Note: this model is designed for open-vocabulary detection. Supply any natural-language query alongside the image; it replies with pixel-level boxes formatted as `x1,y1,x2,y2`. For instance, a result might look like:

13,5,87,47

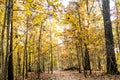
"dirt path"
26,70,120,80
42,71,120,80
40,71,120,80
41,71,81,80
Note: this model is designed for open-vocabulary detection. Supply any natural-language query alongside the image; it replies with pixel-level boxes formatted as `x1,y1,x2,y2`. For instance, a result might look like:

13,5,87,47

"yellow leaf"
24,3,30,10
36,6,43,11
26,10,31,16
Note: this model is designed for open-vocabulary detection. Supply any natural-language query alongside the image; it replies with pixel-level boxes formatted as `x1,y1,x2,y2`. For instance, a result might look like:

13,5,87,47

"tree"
4,0,14,80
22,16,29,79
1,0,7,79
37,20,42,79
8,0,14,79
102,0,118,74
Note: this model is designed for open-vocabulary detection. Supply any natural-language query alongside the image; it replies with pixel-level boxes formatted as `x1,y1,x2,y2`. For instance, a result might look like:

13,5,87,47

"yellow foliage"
24,3,30,10
36,5,43,11
26,10,31,16
27,0,33,3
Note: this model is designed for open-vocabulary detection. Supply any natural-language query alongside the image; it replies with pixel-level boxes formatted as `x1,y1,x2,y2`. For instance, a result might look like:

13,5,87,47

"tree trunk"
48,51,50,74
17,50,21,76
75,43,81,73
25,16,29,77
50,26,53,74
84,43,91,73
77,4,86,77
4,0,14,80
8,0,14,79
42,54,45,72
102,0,118,74
22,16,29,79
37,21,43,79
0,0,8,79
28,52,31,72
98,56,101,70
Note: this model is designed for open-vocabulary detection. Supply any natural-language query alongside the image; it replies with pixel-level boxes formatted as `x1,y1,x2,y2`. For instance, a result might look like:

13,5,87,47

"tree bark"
84,43,91,72
76,3,86,76
4,0,14,80
42,54,45,72
28,52,31,72
102,0,118,74
22,16,29,80
8,0,14,79
75,43,81,73
25,16,29,77
37,21,43,79
98,56,101,70
17,50,21,76
1,0,7,79
50,25,53,74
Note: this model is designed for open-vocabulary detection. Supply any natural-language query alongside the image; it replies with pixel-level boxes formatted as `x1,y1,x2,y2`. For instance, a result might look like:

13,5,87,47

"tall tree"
37,21,43,79
22,16,29,80
8,0,14,79
102,0,118,74
4,0,14,80
50,23,53,74
1,0,7,79
75,43,81,73
23,16,29,79
25,16,29,77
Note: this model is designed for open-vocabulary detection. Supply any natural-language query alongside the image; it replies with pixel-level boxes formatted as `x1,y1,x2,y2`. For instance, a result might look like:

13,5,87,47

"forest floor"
17,70,120,80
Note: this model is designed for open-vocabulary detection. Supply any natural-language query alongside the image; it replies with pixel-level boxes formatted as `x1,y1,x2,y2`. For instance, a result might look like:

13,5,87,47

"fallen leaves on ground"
16,70,120,80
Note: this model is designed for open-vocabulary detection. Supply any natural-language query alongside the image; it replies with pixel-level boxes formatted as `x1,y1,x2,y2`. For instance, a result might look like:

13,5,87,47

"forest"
0,0,120,80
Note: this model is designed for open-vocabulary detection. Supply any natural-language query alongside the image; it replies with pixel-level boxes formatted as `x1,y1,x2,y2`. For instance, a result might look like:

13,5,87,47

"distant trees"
0,0,120,79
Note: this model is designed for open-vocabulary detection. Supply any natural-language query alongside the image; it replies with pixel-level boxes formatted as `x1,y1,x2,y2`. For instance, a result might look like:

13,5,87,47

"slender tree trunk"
48,51,50,74
98,56,101,70
102,0,118,74
4,0,10,79
17,50,21,76
8,0,14,79
85,0,92,74
28,34,33,72
22,52,25,80
4,0,14,80
37,22,43,79
56,47,60,70
22,16,29,79
28,52,31,72
77,4,86,77
1,0,8,79
50,26,53,74
84,43,91,73
75,43,81,73
25,16,29,77
32,35,35,72
42,54,45,72
22,49,25,80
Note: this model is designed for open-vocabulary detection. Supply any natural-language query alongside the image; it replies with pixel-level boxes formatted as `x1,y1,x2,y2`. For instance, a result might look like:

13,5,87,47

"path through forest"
41,71,80,80
25,70,120,80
